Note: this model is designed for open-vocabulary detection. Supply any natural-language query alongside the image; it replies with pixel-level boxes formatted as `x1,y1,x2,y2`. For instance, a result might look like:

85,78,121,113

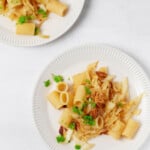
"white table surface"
0,0,150,150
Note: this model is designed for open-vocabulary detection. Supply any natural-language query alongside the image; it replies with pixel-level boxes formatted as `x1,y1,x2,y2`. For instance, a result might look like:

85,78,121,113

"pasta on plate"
46,61,143,150
0,0,68,36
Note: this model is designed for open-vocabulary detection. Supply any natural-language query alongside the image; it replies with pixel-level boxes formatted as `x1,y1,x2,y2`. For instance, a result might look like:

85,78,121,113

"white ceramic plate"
0,0,85,46
33,44,150,150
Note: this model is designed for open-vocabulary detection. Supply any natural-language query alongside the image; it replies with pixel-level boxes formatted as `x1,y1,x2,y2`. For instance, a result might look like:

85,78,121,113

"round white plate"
33,44,150,150
0,0,85,47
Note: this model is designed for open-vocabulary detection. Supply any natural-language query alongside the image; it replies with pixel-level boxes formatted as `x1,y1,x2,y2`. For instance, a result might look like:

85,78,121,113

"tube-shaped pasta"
60,92,69,105
16,23,35,35
46,0,68,16
59,108,72,128
95,116,104,129
108,120,125,139
74,85,86,107
56,82,68,92
122,119,140,139
72,72,86,89
47,90,63,109
67,92,74,108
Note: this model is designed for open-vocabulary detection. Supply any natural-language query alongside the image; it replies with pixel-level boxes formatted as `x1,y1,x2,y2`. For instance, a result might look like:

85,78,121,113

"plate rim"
0,0,85,47
32,44,150,150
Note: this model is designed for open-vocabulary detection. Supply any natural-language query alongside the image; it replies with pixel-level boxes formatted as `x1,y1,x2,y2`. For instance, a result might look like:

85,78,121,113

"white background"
0,0,150,149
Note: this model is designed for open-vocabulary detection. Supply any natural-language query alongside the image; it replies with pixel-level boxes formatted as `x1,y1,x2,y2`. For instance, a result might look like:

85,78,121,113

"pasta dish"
45,61,143,150
0,0,68,37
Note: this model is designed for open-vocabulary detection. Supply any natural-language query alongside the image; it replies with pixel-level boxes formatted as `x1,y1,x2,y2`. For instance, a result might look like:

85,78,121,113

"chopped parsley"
56,135,65,143
75,144,81,150
18,15,32,24
81,102,88,110
52,74,64,83
44,80,51,87
38,8,47,17
69,122,75,130
83,115,95,126
90,101,96,108
85,79,91,84
85,86,91,95
72,106,83,115
117,102,123,107
34,27,40,35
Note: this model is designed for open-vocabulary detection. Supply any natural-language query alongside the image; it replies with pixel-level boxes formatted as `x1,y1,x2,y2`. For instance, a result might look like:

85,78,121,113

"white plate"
33,44,150,150
0,0,85,46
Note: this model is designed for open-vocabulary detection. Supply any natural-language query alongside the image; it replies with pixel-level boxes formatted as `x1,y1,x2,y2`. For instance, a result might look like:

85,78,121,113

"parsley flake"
72,106,83,115
75,144,81,150
69,122,75,130
38,8,47,17
56,135,65,143
52,74,64,83
83,115,95,126
44,80,51,87
85,86,91,95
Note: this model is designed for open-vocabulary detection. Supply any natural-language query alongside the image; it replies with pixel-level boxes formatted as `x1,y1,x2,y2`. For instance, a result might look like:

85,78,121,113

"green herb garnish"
72,106,83,115
85,86,91,95
85,79,91,84
34,27,40,35
83,115,95,126
69,122,75,130
90,101,96,108
44,80,51,87
75,144,81,150
38,8,47,17
56,135,65,143
52,74,64,83
117,102,123,107
18,15,32,24
81,102,88,110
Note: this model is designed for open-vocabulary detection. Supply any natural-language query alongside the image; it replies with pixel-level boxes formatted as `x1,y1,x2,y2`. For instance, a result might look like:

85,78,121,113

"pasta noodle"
60,92,69,105
59,108,72,128
47,61,143,149
46,0,68,16
47,90,63,109
72,72,86,89
122,119,140,139
108,120,125,139
73,85,86,107
16,23,35,35
0,0,68,36
56,82,68,92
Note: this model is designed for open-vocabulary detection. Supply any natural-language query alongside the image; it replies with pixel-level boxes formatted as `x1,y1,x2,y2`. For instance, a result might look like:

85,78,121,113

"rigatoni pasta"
46,0,68,16
46,61,143,150
16,23,36,35
56,82,68,92
122,119,140,139
47,90,62,109
73,85,86,107
60,92,69,105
